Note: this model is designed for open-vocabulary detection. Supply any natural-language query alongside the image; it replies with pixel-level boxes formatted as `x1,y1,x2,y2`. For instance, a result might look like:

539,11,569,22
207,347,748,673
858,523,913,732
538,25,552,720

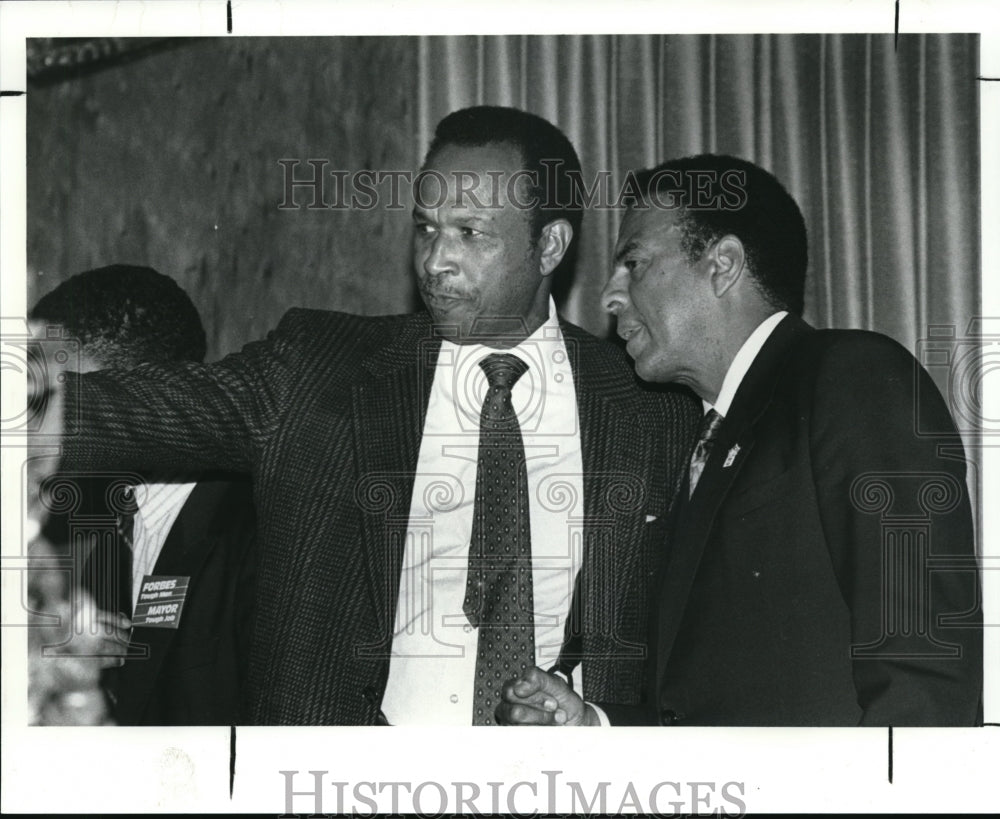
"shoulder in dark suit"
114,476,257,725
38,472,257,725
606,314,982,726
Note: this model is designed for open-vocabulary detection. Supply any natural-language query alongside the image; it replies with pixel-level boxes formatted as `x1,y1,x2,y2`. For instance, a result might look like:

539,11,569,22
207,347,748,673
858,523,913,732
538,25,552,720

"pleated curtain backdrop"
416,34,980,362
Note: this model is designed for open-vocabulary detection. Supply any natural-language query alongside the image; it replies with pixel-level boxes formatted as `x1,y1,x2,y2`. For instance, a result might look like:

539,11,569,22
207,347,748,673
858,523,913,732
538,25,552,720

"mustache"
419,279,477,300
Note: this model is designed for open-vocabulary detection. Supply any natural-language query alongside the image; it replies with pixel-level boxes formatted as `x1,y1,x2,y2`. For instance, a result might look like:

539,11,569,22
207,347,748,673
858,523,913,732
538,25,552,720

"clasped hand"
495,666,600,726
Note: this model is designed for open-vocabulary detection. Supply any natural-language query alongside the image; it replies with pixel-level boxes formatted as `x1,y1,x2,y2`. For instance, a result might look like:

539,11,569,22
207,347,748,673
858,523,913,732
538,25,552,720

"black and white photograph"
1,0,997,813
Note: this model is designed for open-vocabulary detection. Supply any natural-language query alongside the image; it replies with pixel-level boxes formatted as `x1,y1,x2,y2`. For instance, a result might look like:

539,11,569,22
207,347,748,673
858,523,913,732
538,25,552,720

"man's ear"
708,234,746,297
538,220,573,277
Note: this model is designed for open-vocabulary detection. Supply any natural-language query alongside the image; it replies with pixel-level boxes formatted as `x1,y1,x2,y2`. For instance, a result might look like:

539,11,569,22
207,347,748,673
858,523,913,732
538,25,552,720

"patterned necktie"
84,484,136,617
112,486,137,617
688,409,724,498
463,352,534,725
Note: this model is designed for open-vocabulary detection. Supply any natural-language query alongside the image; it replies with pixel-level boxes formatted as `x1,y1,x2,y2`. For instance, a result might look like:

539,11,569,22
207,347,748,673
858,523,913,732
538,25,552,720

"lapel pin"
723,444,741,468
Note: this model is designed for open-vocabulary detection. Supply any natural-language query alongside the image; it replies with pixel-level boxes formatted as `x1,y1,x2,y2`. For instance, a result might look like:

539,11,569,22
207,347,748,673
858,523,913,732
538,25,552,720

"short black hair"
632,154,808,315
30,264,207,366
423,105,584,241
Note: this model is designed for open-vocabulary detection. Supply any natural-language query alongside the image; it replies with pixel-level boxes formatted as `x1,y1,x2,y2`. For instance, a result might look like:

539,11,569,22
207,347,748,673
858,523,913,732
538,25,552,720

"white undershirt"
381,298,585,724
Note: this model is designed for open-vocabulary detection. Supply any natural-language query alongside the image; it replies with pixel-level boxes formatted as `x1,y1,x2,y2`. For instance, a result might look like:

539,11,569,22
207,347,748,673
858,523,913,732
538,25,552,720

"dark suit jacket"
115,478,257,725
64,309,699,724
41,474,257,725
604,315,982,726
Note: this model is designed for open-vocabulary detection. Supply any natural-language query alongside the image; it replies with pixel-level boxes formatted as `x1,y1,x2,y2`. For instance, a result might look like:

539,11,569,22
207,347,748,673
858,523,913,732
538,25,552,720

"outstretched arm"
56,308,317,476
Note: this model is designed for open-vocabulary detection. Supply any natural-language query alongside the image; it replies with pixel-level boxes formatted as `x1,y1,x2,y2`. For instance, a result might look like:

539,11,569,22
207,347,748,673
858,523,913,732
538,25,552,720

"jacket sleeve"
595,702,655,726
59,308,317,476
808,332,982,726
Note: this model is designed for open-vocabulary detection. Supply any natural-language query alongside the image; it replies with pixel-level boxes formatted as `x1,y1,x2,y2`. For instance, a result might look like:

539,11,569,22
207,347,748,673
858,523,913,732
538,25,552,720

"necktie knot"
108,481,138,517
479,353,529,430
480,352,528,391
697,408,724,445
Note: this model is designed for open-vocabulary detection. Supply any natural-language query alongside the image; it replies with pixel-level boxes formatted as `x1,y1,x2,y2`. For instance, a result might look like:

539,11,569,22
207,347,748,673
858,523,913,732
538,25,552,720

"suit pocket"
643,504,668,524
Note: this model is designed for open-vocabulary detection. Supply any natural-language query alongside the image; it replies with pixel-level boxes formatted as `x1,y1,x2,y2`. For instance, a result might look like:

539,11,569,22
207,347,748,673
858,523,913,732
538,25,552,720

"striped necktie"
689,409,724,497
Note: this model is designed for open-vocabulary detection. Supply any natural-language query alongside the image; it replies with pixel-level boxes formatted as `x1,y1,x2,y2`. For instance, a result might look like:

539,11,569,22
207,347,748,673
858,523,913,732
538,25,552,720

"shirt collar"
443,296,562,374
706,310,788,417
132,480,198,528
439,297,568,427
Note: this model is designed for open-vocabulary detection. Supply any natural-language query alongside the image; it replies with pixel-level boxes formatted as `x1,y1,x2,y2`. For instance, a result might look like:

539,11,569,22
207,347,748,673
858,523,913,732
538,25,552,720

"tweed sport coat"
603,315,983,726
63,309,699,723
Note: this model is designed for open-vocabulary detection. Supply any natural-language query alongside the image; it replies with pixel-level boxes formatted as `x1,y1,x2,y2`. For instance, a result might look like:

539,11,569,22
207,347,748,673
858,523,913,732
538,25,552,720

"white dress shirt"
706,311,788,417
381,298,585,724
129,481,197,611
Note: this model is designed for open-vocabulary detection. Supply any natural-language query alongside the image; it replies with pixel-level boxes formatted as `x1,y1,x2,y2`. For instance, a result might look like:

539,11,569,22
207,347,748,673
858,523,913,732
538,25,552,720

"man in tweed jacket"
60,107,699,724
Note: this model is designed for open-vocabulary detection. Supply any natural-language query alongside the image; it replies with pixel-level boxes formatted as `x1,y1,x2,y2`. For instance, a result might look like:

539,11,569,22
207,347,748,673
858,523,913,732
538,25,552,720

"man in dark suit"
32,264,257,725
498,154,982,726
57,108,699,724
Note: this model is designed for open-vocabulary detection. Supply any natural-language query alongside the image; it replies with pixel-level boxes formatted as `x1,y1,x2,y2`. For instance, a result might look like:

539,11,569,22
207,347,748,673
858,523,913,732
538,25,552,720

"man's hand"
75,600,132,669
28,591,131,725
495,666,599,726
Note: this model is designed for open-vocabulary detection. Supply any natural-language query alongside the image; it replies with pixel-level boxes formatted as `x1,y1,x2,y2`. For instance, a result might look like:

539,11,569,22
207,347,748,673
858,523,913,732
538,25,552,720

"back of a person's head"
634,154,808,316
30,264,207,368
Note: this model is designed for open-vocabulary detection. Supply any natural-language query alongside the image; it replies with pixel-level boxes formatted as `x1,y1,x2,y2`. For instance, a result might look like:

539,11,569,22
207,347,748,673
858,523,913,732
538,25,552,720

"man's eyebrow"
454,213,492,225
614,240,641,264
412,208,494,225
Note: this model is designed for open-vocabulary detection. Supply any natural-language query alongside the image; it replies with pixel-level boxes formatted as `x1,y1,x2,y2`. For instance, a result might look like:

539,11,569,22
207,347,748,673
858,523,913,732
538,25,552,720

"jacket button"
362,685,379,705
659,709,681,725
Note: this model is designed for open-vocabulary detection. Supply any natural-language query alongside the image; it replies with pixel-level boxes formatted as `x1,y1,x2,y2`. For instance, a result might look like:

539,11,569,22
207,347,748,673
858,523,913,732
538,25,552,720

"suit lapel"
351,314,441,638
560,321,659,691
654,315,813,682
348,314,662,693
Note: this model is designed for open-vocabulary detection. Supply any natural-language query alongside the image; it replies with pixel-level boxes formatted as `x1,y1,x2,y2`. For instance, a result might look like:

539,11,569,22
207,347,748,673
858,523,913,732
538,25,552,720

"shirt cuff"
586,702,610,726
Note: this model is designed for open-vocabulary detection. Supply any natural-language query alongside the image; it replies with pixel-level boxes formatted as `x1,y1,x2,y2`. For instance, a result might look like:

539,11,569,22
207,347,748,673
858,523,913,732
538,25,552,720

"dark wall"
28,37,420,360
